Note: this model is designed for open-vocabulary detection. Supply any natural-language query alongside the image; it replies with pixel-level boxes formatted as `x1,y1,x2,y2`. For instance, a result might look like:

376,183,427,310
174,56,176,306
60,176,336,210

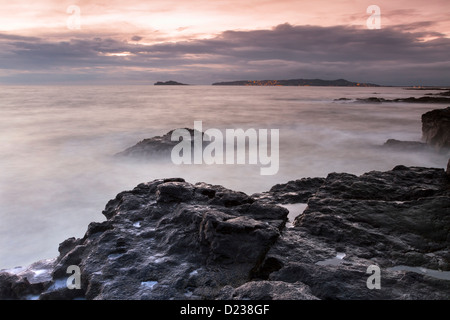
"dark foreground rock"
257,166,450,300
1,178,287,300
1,166,449,300
252,177,325,204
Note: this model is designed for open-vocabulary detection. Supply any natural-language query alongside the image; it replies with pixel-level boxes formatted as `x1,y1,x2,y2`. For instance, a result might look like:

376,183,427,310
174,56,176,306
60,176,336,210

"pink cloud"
0,0,448,40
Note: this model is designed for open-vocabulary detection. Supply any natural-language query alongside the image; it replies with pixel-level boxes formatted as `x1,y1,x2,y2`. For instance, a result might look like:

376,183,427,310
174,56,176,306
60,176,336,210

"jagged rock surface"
252,178,325,204
258,166,450,300
2,178,287,300
1,166,449,300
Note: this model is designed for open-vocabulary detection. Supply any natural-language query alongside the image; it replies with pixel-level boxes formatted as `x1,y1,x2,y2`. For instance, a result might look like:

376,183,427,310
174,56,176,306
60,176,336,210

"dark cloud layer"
0,24,449,85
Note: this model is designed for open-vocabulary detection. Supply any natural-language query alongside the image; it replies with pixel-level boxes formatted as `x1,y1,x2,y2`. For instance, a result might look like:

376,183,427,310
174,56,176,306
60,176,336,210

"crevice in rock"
250,257,284,280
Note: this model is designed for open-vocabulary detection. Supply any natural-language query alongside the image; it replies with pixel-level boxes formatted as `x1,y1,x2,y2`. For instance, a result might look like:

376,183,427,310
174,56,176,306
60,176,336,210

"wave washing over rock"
1,165,449,300
382,106,450,153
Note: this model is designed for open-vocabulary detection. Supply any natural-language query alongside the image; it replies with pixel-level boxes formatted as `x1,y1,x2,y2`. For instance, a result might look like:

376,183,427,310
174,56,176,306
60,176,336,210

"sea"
0,85,448,269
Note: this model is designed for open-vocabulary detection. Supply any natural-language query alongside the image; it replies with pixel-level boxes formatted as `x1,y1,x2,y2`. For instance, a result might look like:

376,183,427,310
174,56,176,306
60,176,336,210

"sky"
0,0,449,85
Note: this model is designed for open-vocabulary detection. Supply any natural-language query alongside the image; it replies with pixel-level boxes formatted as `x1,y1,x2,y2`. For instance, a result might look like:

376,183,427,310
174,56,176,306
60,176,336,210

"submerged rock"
383,139,430,151
356,97,386,103
395,96,450,103
354,96,450,103
438,90,450,97
425,90,450,97
116,128,208,160
1,166,449,300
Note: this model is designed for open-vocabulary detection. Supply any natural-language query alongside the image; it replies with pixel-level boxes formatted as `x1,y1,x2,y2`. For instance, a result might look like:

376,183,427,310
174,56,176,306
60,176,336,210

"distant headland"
212,78,380,87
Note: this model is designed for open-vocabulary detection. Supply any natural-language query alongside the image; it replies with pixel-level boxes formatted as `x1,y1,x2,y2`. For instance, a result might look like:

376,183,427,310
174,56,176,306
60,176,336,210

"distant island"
154,80,188,85
212,78,380,87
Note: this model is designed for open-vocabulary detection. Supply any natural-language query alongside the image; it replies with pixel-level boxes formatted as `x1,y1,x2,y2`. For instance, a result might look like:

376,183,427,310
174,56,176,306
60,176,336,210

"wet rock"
383,139,430,151
425,90,450,97
115,128,208,160
218,281,318,300
395,96,450,103
334,98,352,101
438,90,450,97
0,178,287,300
258,166,450,299
1,166,449,300
313,166,449,201
0,259,55,300
356,97,386,103
355,97,450,104
252,177,325,204
156,181,194,203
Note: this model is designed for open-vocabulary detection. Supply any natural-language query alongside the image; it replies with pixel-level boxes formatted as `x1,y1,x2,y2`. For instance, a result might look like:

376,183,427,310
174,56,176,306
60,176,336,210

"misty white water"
0,85,447,269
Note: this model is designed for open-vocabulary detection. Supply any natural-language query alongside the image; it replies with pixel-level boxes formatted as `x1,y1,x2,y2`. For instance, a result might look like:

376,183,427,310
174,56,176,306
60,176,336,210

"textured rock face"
422,107,450,149
259,166,450,300
9,178,287,300
0,259,55,300
218,281,318,300
252,177,325,204
1,166,449,300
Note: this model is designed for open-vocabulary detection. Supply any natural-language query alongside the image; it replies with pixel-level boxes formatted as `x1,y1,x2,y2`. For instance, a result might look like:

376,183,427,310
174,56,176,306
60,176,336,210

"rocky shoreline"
1,165,449,300
335,91,450,104
1,107,449,300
